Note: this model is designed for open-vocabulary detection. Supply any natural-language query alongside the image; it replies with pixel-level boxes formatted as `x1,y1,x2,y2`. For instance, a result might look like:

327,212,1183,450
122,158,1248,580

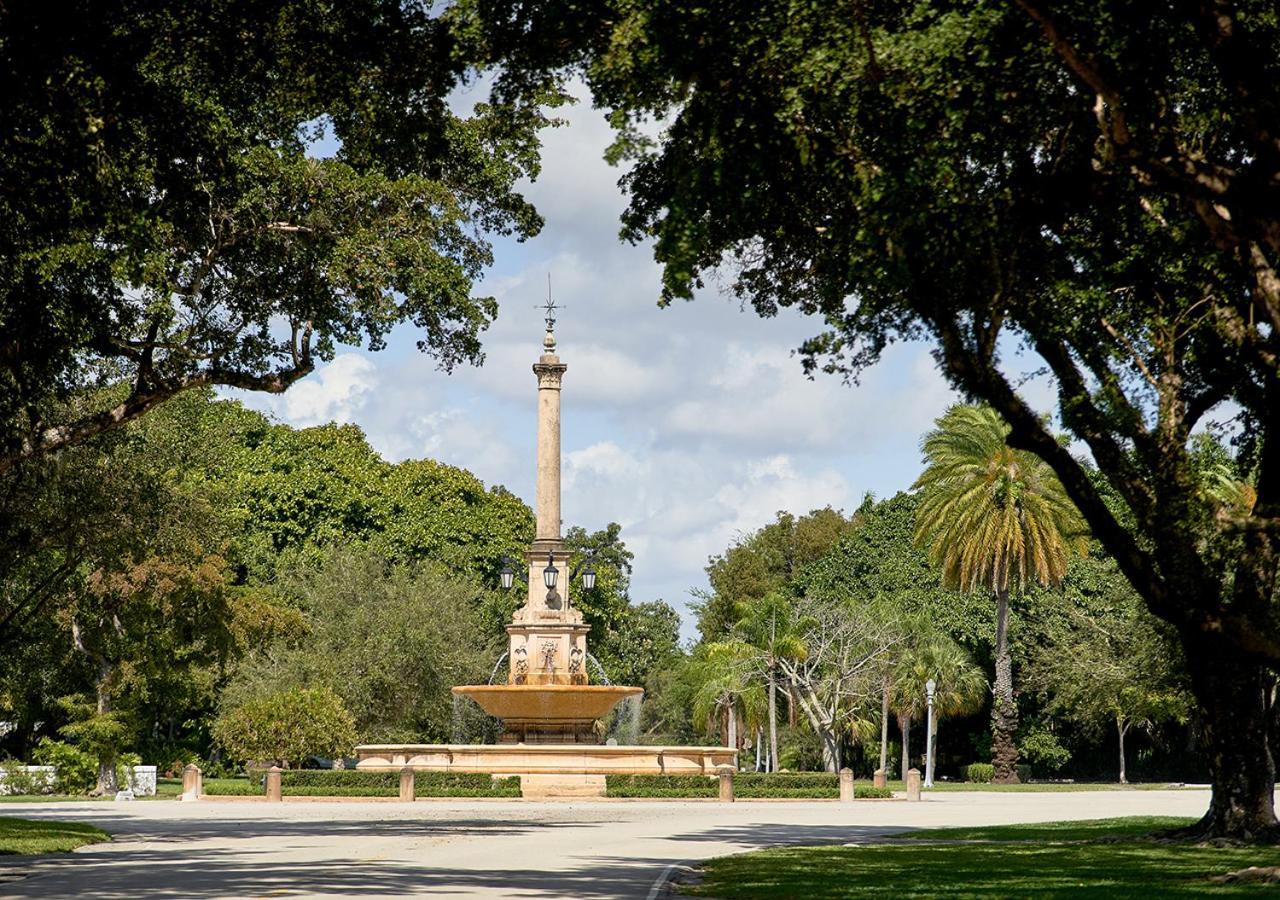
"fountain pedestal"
355,309,737,796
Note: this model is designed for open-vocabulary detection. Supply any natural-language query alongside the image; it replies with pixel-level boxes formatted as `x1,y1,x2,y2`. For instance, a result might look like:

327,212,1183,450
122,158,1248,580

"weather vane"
539,273,562,332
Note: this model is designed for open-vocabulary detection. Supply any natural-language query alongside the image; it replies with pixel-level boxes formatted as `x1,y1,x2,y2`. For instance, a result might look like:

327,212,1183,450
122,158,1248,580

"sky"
230,87,993,641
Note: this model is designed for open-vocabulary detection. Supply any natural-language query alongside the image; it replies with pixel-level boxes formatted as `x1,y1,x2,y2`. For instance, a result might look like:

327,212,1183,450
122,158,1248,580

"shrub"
213,686,356,768
965,763,995,783
1017,764,1033,783
31,739,97,793
855,785,893,799
1019,727,1070,774
202,777,262,796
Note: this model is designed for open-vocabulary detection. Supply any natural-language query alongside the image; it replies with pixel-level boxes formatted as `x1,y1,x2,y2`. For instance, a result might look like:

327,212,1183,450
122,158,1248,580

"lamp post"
924,678,937,788
498,551,597,600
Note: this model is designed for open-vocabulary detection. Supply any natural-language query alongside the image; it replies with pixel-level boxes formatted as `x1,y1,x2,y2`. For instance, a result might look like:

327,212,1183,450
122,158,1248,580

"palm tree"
893,636,988,785
731,592,808,773
914,404,1087,783
689,641,765,755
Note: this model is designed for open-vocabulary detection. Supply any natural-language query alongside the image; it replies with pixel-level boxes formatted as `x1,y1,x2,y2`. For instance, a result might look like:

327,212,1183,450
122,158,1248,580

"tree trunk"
927,715,938,785
754,726,762,771
821,731,840,773
879,679,890,775
1117,717,1128,785
991,586,1020,784
1182,641,1278,839
726,700,737,751
768,667,780,774
899,712,911,779
92,661,118,796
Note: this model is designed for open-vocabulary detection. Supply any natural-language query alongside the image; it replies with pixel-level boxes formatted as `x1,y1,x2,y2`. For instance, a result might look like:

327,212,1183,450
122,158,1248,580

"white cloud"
223,80,970,641
246,353,378,428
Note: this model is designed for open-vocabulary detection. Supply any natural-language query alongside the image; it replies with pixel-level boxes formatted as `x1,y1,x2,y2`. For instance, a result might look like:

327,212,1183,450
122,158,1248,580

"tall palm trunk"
927,716,938,785
899,711,911,779
879,678,890,775
767,666,779,773
726,698,738,751
991,586,1019,783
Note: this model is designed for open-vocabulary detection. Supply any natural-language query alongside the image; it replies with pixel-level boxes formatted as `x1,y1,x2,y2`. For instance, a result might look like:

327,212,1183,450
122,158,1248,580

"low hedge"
606,773,891,799
215,770,520,798
203,777,262,795
855,785,893,799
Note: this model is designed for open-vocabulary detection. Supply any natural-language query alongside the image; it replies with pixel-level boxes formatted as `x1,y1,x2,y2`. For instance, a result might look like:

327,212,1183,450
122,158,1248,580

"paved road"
0,790,1209,898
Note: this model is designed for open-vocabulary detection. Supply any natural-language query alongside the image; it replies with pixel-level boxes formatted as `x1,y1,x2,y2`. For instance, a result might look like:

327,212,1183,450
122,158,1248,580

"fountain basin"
354,742,738,796
452,684,642,722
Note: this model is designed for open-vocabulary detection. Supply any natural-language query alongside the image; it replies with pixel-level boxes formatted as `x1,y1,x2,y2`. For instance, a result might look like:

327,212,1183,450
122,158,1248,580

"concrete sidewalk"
0,790,1210,898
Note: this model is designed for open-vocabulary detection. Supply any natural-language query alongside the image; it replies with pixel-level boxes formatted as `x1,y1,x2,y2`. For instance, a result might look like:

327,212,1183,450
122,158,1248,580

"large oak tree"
0,0,553,472
459,0,1280,838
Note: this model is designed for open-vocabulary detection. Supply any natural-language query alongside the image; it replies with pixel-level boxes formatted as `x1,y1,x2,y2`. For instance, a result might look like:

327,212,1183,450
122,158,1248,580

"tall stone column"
533,328,567,542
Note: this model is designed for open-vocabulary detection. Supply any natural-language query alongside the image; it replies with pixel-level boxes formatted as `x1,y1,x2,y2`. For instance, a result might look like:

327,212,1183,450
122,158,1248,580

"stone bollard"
717,765,735,803
839,768,854,803
180,763,202,802
265,766,282,802
399,767,416,802
906,768,922,802
873,768,887,790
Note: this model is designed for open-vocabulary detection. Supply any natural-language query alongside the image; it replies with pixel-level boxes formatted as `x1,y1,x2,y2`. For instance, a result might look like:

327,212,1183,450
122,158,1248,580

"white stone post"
717,765,735,802
839,768,854,802
181,764,202,801
906,768,922,802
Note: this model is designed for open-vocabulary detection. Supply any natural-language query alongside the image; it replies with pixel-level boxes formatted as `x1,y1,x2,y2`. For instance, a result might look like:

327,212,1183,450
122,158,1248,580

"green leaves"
1,0,553,467
213,686,356,768
914,404,1088,596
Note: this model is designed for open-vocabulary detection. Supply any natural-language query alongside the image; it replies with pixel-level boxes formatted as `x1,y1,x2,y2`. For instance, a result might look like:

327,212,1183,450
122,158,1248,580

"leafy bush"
213,686,356,768
855,785,893,799
202,777,262,796
31,739,97,793
1017,764,1034,783
1019,727,1071,774
965,763,995,783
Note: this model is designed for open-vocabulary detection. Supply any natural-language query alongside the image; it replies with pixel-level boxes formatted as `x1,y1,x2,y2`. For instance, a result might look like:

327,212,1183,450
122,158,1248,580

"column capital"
533,359,567,390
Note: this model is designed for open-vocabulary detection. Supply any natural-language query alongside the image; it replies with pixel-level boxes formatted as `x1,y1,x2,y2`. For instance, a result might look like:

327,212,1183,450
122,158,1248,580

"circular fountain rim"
451,684,643,695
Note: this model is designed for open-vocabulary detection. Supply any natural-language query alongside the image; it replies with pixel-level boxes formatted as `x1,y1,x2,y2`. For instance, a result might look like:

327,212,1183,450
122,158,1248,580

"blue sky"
228,87,1012,641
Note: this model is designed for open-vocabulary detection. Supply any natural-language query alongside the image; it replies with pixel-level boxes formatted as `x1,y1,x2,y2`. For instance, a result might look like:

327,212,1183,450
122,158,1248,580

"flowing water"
585,653,612,685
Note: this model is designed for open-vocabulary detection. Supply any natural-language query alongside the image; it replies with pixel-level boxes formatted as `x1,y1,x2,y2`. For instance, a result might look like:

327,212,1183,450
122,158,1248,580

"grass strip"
682,816,1280,898
0,817,110,854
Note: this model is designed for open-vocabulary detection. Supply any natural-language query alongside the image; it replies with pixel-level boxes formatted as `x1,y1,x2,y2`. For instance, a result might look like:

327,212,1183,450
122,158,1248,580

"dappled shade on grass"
683,817,1280,898
0,817,110,854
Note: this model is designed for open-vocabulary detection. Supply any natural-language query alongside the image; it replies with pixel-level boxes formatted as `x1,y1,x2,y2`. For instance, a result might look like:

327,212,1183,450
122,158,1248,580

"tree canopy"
0,0,554,472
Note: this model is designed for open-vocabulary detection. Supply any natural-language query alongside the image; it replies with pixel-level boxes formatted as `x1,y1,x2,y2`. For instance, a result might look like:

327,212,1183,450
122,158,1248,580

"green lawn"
682,817,1280,898
0,817,110,854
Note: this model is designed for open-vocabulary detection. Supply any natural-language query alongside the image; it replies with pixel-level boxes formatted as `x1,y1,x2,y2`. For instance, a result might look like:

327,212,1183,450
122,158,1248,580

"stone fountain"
355,304,735,797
